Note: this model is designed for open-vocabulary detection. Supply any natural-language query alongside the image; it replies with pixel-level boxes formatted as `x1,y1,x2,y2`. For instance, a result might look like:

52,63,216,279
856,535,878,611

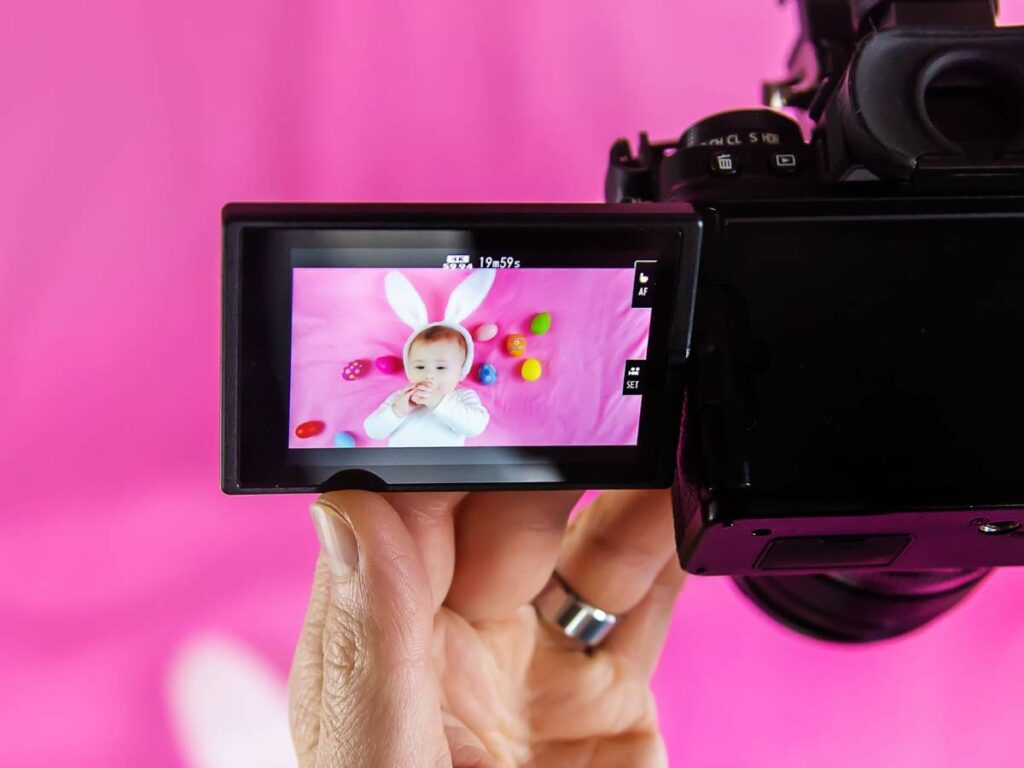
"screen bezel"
222,203,700,494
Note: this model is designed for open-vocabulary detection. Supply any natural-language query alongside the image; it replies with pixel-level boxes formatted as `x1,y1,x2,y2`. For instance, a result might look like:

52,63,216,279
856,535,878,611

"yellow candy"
521,358,542,381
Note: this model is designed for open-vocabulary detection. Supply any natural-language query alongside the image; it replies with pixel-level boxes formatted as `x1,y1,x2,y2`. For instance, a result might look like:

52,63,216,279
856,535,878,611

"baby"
364,326,490,447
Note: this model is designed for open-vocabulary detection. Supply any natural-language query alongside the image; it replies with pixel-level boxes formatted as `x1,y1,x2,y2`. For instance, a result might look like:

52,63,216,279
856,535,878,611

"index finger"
381,491,466,612
445,490,584,622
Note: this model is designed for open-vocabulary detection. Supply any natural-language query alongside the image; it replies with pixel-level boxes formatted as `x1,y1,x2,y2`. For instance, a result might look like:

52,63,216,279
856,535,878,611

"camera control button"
622,359,647,396
710,151,739,176
769,152,799,174
632,261,656,308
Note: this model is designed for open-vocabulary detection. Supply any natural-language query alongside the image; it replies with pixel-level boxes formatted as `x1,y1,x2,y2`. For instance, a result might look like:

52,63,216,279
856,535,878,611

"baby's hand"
409,381,444,411
390,383,424,418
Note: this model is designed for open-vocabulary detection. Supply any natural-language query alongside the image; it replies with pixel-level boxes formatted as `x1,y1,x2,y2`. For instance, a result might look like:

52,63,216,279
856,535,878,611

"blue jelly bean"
333,431,356,448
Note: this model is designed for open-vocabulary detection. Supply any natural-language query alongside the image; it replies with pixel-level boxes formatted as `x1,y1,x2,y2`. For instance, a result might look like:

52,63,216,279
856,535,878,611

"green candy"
530,311,552,335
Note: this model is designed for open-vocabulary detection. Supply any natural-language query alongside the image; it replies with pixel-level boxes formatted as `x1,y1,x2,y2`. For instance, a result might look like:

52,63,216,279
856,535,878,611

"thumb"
307,492,449,767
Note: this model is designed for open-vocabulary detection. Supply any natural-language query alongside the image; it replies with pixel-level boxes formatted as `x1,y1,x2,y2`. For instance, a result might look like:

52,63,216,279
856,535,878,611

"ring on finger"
533,571,619,649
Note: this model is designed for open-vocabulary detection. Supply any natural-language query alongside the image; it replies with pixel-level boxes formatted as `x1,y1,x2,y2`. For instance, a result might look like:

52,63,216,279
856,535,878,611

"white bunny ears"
384,269,496,380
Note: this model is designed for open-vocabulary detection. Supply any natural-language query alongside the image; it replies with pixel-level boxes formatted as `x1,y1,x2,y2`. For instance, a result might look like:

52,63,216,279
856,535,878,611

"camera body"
603,109,1024,577
598,0,1024,578
223,0,1024,638
661,190,1024,577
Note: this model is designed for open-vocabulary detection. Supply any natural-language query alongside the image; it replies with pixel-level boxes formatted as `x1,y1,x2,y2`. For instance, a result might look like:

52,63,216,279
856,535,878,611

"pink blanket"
290,267,647,448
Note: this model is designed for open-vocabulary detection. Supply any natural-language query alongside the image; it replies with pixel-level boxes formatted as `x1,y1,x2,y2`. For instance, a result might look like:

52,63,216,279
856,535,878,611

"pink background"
3,1,1024,766
289,267,648,447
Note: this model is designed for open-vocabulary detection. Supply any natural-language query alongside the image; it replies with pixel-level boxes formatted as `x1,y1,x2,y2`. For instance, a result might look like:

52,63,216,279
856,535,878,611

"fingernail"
309,502,359,578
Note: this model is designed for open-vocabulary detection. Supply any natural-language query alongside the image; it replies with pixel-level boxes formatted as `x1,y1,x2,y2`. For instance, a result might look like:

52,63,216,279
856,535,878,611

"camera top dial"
607,109,818,204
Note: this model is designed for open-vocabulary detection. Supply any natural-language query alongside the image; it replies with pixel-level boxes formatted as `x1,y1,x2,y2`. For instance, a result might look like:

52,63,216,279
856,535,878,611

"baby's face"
408,338,464,395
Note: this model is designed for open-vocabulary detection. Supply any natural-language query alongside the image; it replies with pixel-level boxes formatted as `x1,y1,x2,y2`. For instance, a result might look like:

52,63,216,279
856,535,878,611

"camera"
223,0,1024,640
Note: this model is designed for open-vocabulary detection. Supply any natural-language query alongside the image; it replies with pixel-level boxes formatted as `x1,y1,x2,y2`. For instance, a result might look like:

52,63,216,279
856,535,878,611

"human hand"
390,383,423,418
409,381,444,411
289,489,685,767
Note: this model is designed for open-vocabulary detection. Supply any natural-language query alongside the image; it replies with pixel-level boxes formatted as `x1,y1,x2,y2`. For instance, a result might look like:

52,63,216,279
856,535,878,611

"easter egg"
342,359,368,381
506,333,527,357
478,363,498,385
521,358,542,381
375,355,403,374
333,431,356,448
474,323,499,342
295,420,325,439
530,312,552,335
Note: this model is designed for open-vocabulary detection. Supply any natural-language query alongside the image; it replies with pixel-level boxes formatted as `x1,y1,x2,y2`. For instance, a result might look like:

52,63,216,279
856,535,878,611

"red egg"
375,355,403,374
295,420,325,439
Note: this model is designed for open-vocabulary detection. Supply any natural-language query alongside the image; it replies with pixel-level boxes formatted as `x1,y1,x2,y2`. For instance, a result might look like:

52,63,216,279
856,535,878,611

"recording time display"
479,256,522,268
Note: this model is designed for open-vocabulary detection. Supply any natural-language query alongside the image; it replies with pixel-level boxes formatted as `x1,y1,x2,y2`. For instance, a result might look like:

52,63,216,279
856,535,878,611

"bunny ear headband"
384,269,497,380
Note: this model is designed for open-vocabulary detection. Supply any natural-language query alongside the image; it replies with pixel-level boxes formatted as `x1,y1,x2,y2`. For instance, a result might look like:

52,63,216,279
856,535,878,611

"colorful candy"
474,323,499,342
374,355,403,374
521,358,542,381
295,420,325,439
506,333,527,357
333,431,356,448
342,359,368,381
530,312,552,335
478,363,498,385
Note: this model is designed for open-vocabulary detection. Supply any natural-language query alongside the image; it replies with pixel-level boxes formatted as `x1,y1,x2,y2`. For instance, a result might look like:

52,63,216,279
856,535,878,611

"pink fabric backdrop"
3,1,1024,766
289,267,648,447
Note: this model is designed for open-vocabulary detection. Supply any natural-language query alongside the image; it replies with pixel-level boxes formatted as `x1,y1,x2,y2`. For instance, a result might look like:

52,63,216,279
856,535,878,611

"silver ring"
533,572,619,649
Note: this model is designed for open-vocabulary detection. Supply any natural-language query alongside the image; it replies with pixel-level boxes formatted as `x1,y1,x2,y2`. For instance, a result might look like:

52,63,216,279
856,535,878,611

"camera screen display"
288,262,653,450
223,205,697,493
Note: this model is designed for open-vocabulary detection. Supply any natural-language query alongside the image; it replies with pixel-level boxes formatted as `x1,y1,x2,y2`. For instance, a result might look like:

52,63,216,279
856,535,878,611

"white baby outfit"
363,268,496,447
363,387,489,447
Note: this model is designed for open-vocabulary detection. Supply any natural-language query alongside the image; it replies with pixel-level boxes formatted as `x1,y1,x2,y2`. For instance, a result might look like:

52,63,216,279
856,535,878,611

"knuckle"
318,614,375,749
587,525,644,572
393,493,452,524
322,606,370,683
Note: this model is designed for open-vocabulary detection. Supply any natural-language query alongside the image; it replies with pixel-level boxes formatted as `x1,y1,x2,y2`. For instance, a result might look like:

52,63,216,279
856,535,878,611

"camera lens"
919,52,1024,156
732,568,991,643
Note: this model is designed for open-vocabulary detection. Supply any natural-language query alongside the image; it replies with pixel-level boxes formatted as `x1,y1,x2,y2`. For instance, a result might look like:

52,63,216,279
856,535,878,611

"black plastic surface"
756,535,912,570
673,195,1024,574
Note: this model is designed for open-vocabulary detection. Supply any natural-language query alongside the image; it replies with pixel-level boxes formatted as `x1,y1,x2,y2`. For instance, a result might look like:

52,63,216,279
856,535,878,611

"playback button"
770,152,798,174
